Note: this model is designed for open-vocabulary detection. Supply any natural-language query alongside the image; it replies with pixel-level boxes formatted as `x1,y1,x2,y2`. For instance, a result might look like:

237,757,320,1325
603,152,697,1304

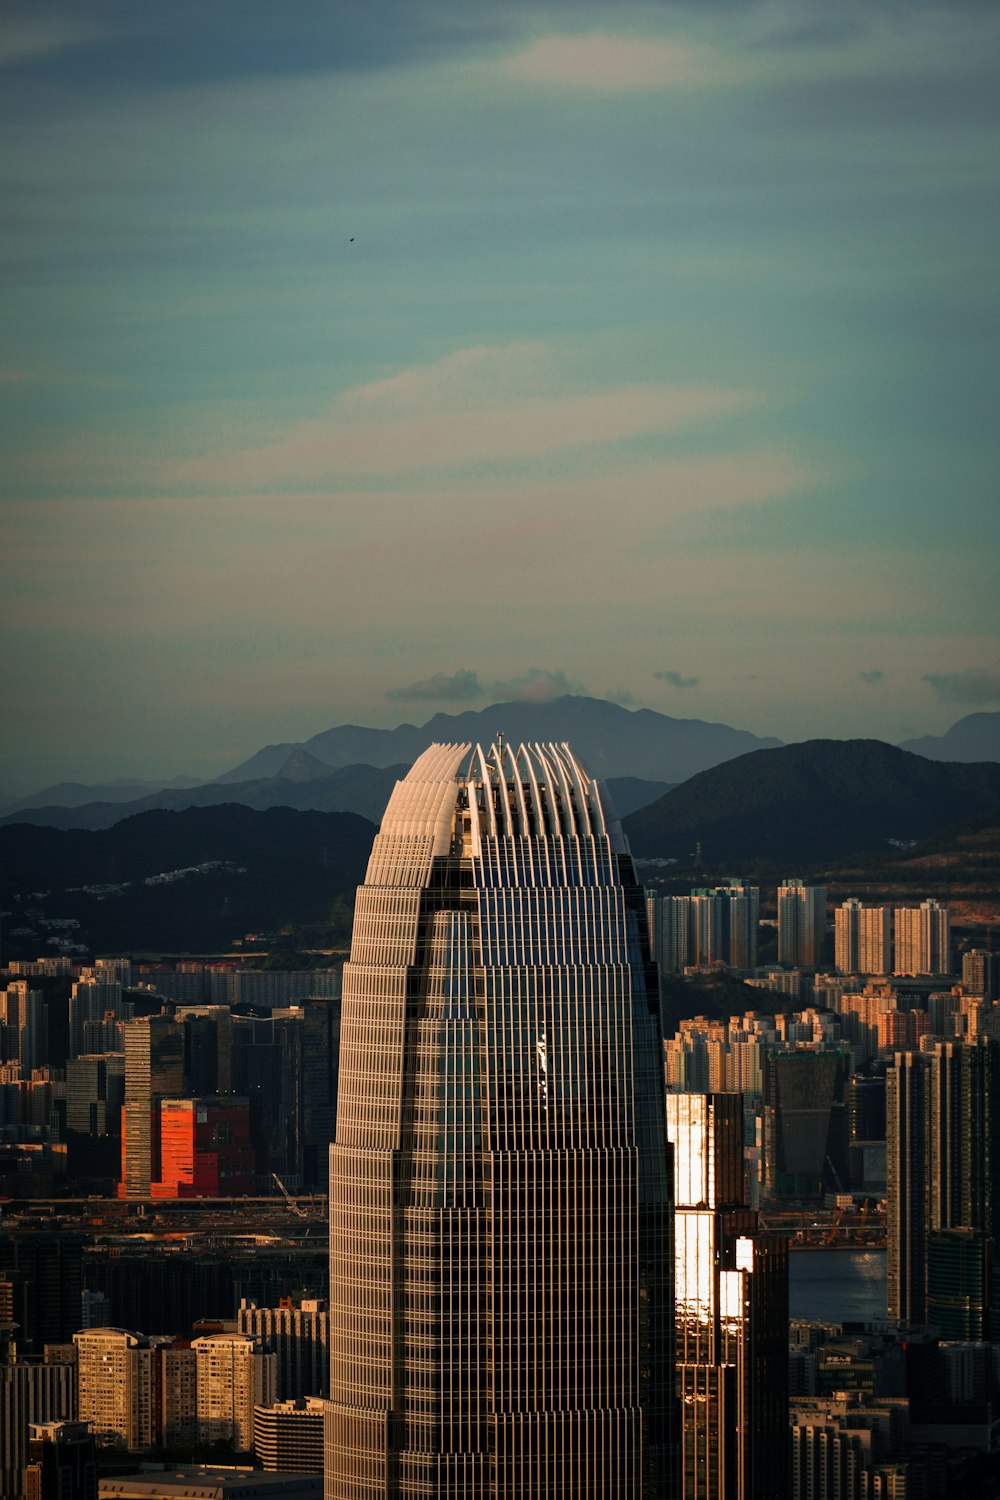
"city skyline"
2,0,999,797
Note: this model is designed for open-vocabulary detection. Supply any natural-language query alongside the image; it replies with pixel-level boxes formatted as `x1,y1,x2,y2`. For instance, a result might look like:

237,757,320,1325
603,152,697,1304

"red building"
150,1097,255,1198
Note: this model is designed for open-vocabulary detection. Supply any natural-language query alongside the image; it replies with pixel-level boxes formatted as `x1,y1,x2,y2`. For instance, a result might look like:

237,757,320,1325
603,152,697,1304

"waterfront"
789,1250,887,1325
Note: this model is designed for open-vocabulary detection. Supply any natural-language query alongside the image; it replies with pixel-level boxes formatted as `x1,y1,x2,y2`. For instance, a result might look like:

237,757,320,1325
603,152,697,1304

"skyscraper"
120,1016,186,1198
327,741,676,1499
887,1039,1000,1329
666,1093,789,1500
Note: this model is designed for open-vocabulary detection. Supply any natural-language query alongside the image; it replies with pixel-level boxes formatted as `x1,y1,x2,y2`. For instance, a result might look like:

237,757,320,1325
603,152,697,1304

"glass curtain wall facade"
326,741,676,1499
666,1094,788,1500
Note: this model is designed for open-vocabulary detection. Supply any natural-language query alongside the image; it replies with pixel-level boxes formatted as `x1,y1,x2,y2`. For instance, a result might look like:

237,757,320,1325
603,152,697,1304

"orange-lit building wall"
151,1098,255,1199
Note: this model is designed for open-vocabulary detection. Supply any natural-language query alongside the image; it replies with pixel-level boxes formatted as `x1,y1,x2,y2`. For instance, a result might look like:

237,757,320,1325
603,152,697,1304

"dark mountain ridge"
0,804,375,955
0,763,406,832
624,739,1000,866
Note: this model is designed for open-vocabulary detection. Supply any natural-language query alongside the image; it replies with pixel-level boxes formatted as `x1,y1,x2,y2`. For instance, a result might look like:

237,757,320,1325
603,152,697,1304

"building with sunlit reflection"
326,741,677,1498
666,1093,788,1500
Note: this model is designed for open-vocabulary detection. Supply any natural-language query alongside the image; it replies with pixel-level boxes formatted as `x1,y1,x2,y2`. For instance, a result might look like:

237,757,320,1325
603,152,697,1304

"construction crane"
272,1173,309,1220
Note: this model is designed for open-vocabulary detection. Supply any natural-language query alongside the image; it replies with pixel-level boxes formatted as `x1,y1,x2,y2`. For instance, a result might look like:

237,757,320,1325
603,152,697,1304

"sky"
2,0,999,797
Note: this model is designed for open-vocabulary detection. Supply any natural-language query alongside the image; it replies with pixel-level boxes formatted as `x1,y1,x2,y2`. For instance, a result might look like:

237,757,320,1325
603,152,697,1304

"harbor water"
788,1250,887,1325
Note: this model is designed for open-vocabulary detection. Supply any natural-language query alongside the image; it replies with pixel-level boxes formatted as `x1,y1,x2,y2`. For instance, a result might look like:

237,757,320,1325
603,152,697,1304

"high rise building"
24,1421,98,1500
0,1366,76,1500
253,1397,325,1474
192,1333,276,1452
1,983,48,1073
237,1299,329,1400
666,1093,788,1500
151,1097,255,1199
835,901,892,977
650,884,758,973
0,1235,84,1359
160,1344,198,1448
120,1017,186,1198
327,741,676,1499
893,901,950,977
648,893,692,973
962,949,998,1000
886,1040,1000,1328
777,881,827,970
68,980,124,1061
763,1050,851,1200
66,1053,125,1178
74,1328,163,1450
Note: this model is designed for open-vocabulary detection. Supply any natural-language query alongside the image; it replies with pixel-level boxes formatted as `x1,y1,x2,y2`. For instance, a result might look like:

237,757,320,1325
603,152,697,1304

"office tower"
327,742,676,1499
777,880,827,969
24,1421,98,1500
253,1397,325,1474
886,1052,930,1325
73,1329,164,1449
151,1096,255,1199
120,1017,186,1197
237,1299,329,1400
0,1235,84,1358
666,1093,788,1500
762,1050,851,1199
229,1001,338,1189
835,901,892,977
893,900,950,977
192,1333,276,1452
963,949,998,1000
66,1054,125,1178
0,1365,76,1500
886,1040,1000,1328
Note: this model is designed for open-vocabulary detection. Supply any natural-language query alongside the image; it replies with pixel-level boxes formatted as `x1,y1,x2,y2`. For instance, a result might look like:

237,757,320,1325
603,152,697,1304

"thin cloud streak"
923,665,1000,705
502,32,760,94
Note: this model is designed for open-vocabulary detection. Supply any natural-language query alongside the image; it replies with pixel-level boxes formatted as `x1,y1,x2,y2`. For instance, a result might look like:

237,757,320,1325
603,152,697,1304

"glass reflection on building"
667,1094,789,1500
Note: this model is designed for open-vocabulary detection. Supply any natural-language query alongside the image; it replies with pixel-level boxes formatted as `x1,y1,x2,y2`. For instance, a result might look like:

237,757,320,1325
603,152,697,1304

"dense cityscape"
2,736,999,1499
4,1,998,1496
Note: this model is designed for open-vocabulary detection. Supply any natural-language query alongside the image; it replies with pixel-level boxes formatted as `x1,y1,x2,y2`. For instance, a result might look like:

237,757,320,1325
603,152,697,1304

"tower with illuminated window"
666,1092,788,1500
326,741,676,1499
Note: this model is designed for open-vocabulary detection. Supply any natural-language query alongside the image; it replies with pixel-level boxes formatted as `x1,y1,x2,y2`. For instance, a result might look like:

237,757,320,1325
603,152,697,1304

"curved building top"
375,739,626,862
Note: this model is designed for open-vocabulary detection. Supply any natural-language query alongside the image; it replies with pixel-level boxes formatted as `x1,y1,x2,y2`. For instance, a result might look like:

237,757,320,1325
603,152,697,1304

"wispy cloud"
655,670,700,689
501,32,754,94
0,15,108,68
162,344,755,494
386,665,587,705
387,669,484,704
859,668,886,685
923,665,1000,705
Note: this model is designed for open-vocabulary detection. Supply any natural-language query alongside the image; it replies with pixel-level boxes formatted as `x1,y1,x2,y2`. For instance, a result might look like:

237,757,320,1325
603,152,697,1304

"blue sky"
2,0,999,794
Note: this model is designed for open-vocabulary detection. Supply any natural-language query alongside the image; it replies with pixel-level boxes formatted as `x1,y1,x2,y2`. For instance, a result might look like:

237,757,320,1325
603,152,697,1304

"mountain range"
0,697,767,829
2,701,998,838
623,739,1000,866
